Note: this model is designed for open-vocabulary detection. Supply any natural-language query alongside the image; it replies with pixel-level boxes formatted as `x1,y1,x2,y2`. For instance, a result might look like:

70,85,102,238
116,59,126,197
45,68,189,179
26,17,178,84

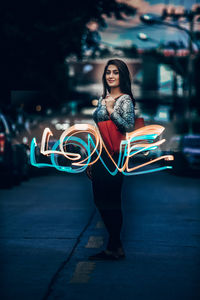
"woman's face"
105,64,120,88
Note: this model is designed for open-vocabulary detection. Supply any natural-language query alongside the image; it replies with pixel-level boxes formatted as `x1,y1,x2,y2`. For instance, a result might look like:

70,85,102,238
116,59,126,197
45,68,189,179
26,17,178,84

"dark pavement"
0,169,200,300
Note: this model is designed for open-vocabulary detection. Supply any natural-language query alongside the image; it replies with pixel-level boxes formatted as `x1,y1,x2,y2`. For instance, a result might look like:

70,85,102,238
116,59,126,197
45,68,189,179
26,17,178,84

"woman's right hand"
101,98,106,105
101,94,111,105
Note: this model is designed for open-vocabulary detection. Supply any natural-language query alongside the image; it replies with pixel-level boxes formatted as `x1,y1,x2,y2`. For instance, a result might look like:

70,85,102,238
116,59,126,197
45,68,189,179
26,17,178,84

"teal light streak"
30,138,54,168
30,131,173,176
122,166,172,176
50,135,91,173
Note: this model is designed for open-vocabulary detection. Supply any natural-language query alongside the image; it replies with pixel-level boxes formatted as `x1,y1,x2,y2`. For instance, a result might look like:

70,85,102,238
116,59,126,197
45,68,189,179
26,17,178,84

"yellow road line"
95,221,105,229
70,261,96,283
85,236,104,248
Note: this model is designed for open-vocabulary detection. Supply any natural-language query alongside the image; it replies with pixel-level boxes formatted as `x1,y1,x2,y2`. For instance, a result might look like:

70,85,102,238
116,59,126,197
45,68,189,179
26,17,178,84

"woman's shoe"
89,250,120,261
115,247,126,259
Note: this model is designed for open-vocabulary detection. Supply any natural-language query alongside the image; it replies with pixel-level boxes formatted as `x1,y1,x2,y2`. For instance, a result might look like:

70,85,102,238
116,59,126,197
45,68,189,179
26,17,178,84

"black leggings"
91,150,124,251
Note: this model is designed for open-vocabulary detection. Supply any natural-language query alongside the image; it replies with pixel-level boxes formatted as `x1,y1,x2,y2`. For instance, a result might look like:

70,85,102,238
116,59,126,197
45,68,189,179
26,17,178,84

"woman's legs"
92,151,124,252
99,208,123,251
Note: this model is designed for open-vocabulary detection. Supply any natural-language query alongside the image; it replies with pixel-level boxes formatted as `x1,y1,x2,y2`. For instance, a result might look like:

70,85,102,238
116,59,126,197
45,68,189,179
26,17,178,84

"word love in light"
30,123,174,176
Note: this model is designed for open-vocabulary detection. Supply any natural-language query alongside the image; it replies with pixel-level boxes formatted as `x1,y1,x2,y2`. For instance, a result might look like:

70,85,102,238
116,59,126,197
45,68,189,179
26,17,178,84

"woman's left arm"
110,95,135,133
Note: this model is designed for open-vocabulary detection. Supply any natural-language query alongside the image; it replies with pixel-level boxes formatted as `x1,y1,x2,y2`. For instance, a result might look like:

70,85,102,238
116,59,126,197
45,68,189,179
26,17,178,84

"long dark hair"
102,59,136,107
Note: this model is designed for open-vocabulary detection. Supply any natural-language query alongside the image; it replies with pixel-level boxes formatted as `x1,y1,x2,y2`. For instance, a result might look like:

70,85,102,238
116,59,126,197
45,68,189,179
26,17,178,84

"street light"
137,32,148,41
137,32,187,59
137,32,159,43
140,14,162,25
140,13,199,53
140,14,191,38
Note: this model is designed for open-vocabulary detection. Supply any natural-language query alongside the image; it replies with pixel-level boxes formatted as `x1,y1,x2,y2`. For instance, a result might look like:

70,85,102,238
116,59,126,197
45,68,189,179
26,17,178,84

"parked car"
0,113,30,187
163,134,200,174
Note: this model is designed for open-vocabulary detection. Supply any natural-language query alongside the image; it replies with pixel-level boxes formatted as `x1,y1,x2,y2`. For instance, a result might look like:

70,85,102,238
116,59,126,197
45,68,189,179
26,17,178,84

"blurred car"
0,113,30,187
164,134,200,174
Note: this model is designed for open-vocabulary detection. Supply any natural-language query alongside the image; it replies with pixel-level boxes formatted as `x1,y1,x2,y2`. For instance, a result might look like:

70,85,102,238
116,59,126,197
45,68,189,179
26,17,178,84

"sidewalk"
0,173,94,300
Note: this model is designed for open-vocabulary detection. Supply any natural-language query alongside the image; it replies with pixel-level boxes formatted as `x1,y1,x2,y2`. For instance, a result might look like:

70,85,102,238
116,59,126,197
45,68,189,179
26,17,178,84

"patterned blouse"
93,94,135,134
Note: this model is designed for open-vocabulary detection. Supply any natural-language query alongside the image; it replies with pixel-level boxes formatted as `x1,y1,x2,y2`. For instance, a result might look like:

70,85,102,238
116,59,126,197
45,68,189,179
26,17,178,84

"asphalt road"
0,169,200,300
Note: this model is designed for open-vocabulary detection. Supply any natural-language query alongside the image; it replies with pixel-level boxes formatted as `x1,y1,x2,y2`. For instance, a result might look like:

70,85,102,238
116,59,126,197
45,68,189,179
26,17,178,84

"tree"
0,0,136,105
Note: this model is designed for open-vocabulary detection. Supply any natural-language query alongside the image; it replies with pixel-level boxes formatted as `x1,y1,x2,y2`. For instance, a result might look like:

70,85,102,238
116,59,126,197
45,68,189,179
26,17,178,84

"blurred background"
0,2,200,300
1,0,200,186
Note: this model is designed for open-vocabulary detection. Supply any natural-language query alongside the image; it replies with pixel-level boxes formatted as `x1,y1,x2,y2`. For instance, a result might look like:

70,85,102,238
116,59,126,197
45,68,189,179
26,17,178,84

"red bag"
98,117,145,155
98,120,124,155
134,117,145,130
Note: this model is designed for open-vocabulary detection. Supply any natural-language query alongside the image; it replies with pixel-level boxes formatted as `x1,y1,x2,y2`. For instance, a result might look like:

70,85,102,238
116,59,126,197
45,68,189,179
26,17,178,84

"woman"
88,59,135,260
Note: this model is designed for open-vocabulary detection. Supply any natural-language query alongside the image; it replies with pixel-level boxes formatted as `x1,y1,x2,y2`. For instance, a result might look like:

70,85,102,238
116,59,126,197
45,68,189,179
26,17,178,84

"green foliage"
1,0,136,61
1,0,136,99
